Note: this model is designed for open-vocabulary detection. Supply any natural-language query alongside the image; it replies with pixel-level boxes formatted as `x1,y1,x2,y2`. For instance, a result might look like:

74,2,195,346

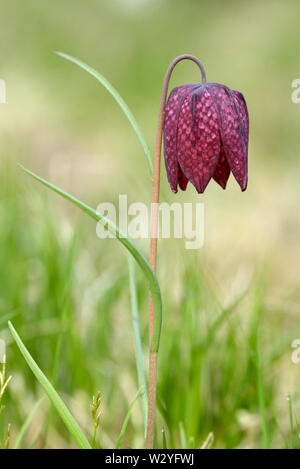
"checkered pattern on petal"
163,85,199,192
177,86,221,193
232,89,249,152
207,83,248,191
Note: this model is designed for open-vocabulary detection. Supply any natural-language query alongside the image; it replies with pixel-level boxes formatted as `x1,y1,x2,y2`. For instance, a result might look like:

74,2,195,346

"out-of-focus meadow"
0,0,300,449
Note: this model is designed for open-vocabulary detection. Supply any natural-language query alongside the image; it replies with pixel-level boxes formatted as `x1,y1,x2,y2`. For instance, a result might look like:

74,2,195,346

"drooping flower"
163,82,249,193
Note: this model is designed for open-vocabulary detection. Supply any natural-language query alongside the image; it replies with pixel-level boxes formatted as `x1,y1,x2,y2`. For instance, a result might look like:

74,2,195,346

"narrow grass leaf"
14,398,44,449
55,51,153,176
256,328,270,449
8,321,91,449
19,165,162,353
127,252,148,434
115,387,144,449
200,432,214,449
161,428,167,449
188,436,195,449
287,394,294,449
179,422,187,449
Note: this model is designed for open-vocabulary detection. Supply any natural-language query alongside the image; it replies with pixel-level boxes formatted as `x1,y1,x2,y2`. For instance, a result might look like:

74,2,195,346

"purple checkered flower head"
163,81,249,193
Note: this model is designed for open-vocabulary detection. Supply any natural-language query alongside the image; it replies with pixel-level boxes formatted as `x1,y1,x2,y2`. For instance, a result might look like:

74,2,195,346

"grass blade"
14,397,44,449
115,387,144,449
287,394,294,449
42,239,77,448
200,432,214,449
19,165,162,353
8,321,91,449
256,327,270,449
161,428,167,449
127,253,148,434
55,51,153,176
179,422,187,449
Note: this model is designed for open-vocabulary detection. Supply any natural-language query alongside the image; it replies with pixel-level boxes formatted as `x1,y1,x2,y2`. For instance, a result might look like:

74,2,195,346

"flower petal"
208,84,248,191
232,89,249,151
213,144,231,189
178,165,189,190
177,86,221,193
163,85,199,193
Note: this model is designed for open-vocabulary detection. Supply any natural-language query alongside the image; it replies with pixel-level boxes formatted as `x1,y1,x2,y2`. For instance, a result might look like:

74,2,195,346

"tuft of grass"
0,159,297,449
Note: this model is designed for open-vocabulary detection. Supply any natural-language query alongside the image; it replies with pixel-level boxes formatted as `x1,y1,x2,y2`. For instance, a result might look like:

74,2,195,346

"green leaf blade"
8,321,91,449
19,165,162,353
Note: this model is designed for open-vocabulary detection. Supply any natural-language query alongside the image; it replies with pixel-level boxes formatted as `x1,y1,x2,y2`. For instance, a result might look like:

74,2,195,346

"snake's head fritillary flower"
163,82,249,193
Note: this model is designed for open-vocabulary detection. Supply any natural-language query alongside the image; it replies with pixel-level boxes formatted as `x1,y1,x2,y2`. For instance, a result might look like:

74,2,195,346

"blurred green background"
1,0,300,449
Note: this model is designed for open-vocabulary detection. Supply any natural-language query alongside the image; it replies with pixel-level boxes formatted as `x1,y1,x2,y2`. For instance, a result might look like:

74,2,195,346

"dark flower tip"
163,82,249,194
